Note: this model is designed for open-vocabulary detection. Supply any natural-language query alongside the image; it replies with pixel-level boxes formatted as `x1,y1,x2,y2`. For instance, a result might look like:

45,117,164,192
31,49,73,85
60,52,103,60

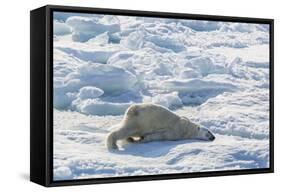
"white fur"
106,103,215,150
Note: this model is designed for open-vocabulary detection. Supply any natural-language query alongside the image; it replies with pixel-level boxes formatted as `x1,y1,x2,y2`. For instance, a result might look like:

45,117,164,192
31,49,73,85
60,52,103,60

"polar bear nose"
205,130,215,141
207,131,215,141
209,134,215,141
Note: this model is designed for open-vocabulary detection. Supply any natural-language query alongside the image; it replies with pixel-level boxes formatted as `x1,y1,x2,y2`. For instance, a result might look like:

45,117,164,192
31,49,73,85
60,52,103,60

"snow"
55,47,117,63
180,20,222,31
53,110,269,179
162,79,236,93
72,99,131,116
121,28,186,52
150,92,183,109
66,16,120,42
54,21,72,36
75,63,138,93
53,12,270,180
77,86,104,100
54,166,72,180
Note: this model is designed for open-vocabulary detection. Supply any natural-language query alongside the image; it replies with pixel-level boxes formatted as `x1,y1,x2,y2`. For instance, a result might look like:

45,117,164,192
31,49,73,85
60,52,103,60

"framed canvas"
30,5,274,187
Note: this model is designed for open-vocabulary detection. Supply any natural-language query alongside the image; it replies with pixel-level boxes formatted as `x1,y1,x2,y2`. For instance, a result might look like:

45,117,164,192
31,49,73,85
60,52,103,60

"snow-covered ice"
53,12,270,180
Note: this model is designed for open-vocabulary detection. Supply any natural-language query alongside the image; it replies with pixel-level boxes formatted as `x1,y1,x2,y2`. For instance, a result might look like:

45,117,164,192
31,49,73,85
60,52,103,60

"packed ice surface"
53,12,270,180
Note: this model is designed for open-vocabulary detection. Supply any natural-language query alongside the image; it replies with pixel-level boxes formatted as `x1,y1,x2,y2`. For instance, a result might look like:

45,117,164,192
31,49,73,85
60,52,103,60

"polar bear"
106,103,215,150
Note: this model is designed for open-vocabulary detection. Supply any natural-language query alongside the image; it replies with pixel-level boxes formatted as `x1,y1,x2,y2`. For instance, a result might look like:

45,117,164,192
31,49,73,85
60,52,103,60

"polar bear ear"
181,116,190,122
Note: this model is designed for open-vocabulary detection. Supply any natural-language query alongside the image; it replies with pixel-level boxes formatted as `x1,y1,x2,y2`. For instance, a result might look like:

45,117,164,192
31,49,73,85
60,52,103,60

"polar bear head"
181,117,215,141
195,127,216,141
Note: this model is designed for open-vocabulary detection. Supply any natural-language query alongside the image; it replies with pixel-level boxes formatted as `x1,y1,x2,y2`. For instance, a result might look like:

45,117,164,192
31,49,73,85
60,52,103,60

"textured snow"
54,21,72,36
66,16,121,42
77,86,104,100
53,12,270,180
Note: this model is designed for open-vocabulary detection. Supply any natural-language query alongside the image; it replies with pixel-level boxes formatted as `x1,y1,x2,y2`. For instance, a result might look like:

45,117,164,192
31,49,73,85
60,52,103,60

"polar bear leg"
141,131,172,143
106,124,138,150
106,131,119,150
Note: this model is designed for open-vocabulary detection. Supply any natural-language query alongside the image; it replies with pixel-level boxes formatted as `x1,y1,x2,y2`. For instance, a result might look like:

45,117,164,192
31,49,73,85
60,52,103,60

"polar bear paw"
106,132,118,150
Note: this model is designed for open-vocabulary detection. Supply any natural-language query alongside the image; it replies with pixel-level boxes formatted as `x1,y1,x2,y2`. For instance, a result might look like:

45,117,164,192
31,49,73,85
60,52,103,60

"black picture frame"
30,4,274,187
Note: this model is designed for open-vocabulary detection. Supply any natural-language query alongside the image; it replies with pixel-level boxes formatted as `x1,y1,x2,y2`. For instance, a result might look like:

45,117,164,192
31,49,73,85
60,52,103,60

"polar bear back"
124,103,182,135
